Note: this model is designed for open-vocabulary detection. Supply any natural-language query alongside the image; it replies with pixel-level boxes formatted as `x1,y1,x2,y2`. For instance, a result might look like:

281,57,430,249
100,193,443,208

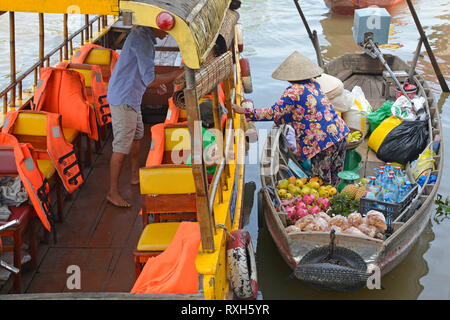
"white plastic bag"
391,95,417,121
342,86,373,136
283,125,298,154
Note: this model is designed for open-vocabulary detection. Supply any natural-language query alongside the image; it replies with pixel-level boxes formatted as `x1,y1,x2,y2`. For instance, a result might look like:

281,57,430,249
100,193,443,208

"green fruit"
277,179,289,190
300,186,312,196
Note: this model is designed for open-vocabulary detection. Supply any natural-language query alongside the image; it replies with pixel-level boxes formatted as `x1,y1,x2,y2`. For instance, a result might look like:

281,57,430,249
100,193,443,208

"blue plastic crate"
360,183,419,231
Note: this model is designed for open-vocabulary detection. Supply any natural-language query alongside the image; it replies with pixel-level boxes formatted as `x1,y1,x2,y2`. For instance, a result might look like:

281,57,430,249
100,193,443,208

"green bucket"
344,149,362,173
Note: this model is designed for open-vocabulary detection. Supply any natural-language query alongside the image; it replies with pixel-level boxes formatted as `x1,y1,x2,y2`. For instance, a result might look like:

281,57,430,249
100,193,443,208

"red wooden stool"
0,205,37,293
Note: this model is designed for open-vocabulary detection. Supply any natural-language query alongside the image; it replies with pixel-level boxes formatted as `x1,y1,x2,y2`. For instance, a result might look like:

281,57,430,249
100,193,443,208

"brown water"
239,0,450,299
0,1,449,299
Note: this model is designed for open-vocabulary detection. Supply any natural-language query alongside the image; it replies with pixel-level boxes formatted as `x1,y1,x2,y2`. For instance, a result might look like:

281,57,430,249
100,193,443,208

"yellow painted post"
185,67,215,253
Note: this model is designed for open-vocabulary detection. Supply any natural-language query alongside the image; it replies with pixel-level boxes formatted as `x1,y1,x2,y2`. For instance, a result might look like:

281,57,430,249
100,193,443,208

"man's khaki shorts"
110,104,144,154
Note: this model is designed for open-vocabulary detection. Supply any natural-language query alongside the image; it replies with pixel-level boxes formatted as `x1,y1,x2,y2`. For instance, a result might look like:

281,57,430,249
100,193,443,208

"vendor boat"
258,51,442,291
324,0,405,15
0,0,255,300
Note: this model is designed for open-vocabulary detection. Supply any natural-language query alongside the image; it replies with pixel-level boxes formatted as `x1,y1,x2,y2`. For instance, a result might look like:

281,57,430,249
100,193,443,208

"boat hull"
260,52,442,289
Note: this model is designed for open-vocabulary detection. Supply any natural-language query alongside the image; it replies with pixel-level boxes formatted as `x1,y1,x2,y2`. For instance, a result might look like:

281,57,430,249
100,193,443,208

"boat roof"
0,0,233,69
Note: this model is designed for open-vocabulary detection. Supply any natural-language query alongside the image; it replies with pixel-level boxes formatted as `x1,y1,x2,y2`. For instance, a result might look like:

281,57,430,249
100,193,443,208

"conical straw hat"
271,51,323,81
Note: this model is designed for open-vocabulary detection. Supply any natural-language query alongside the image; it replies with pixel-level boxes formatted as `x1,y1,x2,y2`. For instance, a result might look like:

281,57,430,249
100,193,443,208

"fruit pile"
276,176,337,200
276,176,337,224
348,130,362,142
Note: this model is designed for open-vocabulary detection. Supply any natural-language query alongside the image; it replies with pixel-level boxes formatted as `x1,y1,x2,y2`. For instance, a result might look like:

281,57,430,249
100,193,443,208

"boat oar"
293,0,324,67
405,0,449,92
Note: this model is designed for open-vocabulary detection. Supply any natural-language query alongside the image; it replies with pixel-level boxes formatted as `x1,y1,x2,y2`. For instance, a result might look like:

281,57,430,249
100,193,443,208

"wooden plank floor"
344,73,386,178
7,124,153,294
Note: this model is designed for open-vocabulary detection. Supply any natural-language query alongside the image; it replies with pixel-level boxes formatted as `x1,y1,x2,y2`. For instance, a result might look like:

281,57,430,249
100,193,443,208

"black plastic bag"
376,118,429,165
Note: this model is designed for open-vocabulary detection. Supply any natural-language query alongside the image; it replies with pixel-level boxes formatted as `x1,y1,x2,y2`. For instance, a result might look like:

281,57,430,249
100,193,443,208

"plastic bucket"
344,149,362,172
395,83,417,100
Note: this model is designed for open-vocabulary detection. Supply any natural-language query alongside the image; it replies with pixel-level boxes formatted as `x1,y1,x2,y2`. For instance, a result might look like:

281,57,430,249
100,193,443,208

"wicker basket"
173,51,234,109
346,129,363,150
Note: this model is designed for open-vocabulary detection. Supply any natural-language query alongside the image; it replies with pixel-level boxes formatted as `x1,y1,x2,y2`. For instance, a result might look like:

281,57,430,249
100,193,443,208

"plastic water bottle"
365,176,378,200
376,170,386,187
404,182,412,193
385,163,393,174
388,170,397,190
384,176,398,203
393,167,404,187
379,166,386,178
397,184,408,202
396,167,409,186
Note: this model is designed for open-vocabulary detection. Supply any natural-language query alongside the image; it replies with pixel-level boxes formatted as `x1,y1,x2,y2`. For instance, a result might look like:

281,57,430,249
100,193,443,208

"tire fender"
226,229,258,300
240,58,253,94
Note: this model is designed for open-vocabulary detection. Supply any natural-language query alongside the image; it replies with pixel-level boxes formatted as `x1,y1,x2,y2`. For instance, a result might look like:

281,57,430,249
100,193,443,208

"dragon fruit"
302,194,315,206
296,208,309,218
295,201,307,211
286,206,296,220
316,197,330,211
308,205,321,215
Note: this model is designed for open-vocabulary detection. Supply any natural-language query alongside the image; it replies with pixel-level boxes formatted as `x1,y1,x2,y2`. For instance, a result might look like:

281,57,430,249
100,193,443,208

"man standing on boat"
106,26,183,208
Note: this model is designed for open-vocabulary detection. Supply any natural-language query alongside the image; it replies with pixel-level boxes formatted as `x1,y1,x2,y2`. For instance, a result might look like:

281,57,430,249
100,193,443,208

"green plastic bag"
367,100,394,133
186,127,217,175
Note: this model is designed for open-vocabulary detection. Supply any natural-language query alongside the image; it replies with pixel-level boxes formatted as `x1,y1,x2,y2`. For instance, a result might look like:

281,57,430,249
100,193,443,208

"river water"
0,0,449,299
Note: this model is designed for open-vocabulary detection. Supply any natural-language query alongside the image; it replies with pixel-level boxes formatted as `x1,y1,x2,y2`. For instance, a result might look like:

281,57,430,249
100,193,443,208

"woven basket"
173,51,234,110
346,129,363,150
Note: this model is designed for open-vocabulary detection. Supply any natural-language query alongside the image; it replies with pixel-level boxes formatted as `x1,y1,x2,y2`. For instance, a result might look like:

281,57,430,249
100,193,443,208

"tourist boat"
324,0,404,15
0,0,256,300
258,52,442,291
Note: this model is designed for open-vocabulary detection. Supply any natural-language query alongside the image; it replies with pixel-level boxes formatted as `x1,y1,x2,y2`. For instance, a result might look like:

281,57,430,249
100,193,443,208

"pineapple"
354,186,367,200
340,184,359,200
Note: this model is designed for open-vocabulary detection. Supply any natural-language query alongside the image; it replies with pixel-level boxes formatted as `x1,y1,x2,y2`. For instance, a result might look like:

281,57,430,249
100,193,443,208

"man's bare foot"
106,193,131,208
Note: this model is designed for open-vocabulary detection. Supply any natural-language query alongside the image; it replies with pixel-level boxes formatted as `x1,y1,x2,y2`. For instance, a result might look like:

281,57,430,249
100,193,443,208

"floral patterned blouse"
244,79,349,162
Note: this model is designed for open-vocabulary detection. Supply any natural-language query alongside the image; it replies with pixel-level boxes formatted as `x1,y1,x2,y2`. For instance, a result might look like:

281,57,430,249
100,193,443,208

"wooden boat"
259,52,442,291
0,0,253,300
325,0,404,15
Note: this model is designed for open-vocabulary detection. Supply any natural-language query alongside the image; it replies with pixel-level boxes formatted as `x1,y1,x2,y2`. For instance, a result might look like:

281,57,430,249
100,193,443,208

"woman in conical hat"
233,51,349,186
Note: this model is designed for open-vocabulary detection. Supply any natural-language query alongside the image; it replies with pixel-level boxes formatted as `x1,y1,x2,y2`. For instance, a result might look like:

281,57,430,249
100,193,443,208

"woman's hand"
232,103,246,114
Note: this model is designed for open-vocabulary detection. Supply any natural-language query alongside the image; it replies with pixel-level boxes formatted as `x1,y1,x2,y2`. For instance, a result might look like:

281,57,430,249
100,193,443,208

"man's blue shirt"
107,27,157,112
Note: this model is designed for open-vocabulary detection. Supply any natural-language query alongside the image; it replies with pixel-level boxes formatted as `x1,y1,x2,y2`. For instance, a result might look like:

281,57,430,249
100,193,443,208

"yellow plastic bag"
368,116,402,153
409,144,435,181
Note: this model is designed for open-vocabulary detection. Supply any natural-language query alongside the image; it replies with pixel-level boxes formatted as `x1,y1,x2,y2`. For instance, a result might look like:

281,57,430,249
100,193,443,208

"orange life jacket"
2,110,84,194
131,222,200,294
71,43,119,83
57,62,112,127
0,132,54,231
32,67,98,141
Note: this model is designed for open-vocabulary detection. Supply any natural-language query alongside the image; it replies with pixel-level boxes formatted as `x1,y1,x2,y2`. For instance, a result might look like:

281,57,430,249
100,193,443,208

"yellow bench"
133,222,181,278
140,124,197,226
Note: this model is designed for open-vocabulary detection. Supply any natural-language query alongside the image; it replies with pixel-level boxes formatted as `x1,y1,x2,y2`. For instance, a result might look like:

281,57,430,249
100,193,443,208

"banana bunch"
348,130,362,142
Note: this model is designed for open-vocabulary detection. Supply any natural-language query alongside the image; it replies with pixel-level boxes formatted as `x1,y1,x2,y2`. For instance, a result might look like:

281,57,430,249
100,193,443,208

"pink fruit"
295,201,307,210
316,197,330,211
308,205,321,215
303,194,315,206
296,208,309,218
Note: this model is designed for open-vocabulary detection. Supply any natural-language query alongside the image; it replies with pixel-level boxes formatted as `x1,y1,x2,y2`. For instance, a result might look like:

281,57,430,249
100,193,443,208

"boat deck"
343,73,385,178
1,125,152,294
